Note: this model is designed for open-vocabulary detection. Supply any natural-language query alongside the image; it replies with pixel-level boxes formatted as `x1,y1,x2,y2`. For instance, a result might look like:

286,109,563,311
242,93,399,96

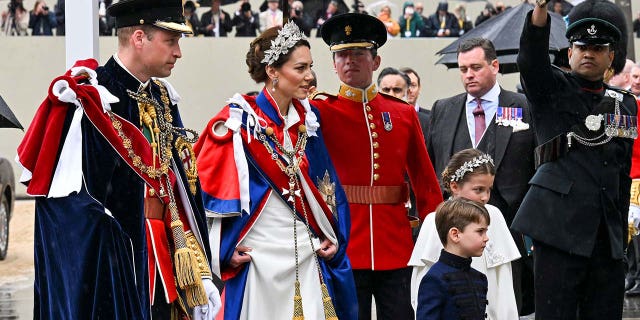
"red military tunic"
629,99,640,211
314,82,443,270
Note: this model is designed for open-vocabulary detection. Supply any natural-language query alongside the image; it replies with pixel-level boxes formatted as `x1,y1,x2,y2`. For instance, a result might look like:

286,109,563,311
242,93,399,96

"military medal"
382,112,393,131
584,114,603,131
496,107,529,131
604,114,614,136
603,113,638,139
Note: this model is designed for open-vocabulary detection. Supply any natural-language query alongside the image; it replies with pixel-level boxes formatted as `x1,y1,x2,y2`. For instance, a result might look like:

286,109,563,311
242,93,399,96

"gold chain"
108,81,208,307
257,124,337,319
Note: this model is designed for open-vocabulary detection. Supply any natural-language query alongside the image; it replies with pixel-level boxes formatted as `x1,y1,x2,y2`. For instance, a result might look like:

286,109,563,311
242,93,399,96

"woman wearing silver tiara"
194,22,358,320
409,149,521,320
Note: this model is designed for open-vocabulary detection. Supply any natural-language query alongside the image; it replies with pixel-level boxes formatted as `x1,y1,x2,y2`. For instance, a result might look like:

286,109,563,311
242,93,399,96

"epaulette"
615,87,636,99
379,91,410,104
310,91,336,100
606,85,636,100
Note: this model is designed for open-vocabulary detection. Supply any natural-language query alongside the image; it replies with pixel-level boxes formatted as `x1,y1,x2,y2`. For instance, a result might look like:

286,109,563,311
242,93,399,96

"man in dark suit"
401,67,430,145
426,37,536,315
199,0,232,37
513,1,635,318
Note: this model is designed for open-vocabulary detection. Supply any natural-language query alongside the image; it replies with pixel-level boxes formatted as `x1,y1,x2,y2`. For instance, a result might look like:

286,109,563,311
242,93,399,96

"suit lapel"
494,89,517,169
442,94,467,157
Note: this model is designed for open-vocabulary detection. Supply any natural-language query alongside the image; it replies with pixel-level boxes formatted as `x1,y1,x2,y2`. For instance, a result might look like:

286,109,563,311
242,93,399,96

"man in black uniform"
512,0,636,319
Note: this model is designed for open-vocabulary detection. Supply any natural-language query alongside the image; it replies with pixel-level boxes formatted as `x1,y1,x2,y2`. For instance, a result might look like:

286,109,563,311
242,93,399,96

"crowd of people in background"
2,0,619,38
10,0,640,318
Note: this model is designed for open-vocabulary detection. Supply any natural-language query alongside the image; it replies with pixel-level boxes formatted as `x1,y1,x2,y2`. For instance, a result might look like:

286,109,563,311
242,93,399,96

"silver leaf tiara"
450,154,494,182
261,21,307,66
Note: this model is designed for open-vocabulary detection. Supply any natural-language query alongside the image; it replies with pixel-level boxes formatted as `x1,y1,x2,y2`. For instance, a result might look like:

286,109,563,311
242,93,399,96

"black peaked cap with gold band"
565,0,627,74
107,0,193,34
320,13,387,52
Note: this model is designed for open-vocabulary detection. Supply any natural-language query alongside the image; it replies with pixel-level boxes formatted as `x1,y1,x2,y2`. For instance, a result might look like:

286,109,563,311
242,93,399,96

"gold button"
373,142,379,148
367,114,373,120
374,163,380,169
198,263,204,268
139,19,145,25
148,188,155,196
370,123,376,130
371,132,378,138
366,106,372,112
374,153,380,159
373,173,380,180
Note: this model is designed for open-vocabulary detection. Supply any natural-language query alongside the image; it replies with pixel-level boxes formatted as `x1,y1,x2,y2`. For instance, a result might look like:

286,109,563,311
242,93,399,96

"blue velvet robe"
32,58,212,319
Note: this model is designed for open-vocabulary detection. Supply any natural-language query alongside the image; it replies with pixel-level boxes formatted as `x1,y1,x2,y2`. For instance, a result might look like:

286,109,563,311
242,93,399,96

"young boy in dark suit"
417,198,489,320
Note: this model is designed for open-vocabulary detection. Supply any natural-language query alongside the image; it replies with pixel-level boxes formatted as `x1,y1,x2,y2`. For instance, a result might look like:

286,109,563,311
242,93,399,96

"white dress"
408,204,521,320
236,107,339,319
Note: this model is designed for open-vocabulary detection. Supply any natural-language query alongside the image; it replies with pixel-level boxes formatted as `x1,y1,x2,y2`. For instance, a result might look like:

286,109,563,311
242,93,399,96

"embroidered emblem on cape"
484,241,506,267
317,171,337,215
175,136,198,195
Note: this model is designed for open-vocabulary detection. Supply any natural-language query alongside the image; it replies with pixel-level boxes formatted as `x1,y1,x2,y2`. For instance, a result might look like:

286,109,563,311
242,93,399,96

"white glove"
630,205,640,228
192,279,222,320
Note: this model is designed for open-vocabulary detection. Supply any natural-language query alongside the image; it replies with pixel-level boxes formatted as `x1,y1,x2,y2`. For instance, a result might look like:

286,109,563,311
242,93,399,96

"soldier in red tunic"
312,13,443,319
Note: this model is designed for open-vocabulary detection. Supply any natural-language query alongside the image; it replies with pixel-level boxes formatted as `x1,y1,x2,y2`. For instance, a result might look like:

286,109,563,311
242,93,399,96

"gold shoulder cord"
108,81,209,308
630,180,640,243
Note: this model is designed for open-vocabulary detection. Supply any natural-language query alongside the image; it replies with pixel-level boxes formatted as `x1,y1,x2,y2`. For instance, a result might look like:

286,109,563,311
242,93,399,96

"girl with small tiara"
409,148,521,319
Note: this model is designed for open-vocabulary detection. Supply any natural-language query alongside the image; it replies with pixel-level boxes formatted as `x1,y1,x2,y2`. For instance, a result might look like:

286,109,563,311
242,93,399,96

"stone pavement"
3,200,640,319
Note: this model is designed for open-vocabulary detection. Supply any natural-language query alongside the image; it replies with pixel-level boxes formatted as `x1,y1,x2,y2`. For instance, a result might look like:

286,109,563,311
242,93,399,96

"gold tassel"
184,278,208,308
320,283,338,320
174,247,207,307
292,280,304,320
629,222,638,244
174,247,198,288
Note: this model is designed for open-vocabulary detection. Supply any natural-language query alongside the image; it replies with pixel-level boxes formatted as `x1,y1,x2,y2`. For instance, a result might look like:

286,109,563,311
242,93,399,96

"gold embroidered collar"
338,82,378,103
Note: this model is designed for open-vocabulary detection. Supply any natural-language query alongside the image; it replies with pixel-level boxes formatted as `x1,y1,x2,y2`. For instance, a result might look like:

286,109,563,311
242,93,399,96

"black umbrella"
435,2,569,73
546,0,573,16
197,0,240,6
0,95,22,130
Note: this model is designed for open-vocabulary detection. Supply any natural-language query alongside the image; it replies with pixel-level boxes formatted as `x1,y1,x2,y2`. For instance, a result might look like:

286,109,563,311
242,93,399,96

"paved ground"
2,200,640,319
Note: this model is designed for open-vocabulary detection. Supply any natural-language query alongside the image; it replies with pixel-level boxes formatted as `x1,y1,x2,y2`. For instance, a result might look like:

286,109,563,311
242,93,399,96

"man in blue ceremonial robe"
17,0,221,318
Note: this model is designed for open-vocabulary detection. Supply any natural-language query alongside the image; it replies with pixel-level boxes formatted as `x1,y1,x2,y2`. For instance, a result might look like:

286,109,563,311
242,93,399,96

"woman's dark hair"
246,26,311,83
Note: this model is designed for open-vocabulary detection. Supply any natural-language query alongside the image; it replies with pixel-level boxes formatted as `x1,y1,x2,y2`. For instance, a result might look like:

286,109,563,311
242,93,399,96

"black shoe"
626,283,640,297
626,278,637,291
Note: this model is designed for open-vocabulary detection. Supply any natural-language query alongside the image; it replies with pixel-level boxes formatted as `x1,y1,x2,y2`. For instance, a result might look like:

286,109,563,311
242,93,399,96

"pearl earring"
272,78,278,92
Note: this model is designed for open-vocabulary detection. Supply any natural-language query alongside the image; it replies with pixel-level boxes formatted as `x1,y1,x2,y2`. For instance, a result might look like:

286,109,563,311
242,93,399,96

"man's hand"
229,245,252,268
192,279,222,320
532,0,548,27
316,238,337,261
